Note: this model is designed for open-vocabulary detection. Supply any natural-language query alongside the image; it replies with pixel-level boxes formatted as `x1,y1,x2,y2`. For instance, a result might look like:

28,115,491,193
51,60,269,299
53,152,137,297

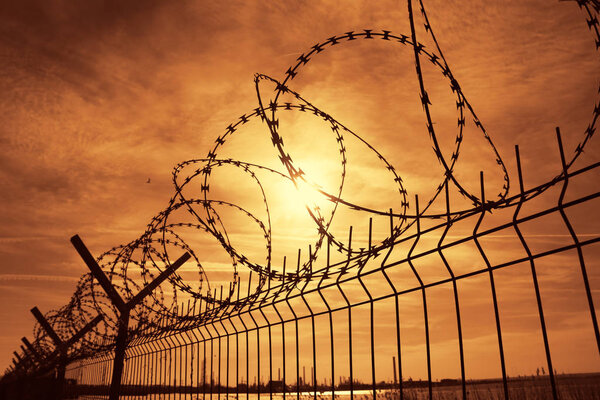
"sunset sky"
1,0,599,382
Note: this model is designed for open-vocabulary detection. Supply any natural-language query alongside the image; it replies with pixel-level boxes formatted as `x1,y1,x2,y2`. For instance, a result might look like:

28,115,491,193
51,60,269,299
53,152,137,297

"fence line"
7,132,596,399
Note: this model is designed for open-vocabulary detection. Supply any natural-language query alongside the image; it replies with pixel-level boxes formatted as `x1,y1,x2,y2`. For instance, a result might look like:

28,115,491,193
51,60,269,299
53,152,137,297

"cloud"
0,274,80,283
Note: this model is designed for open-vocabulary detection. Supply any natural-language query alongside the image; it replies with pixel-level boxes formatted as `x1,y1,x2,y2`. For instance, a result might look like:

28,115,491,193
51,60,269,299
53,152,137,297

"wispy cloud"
0,274,80,283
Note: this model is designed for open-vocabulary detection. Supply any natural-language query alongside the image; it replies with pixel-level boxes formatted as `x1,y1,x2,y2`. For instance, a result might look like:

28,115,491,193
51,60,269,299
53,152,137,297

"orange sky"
1,0,599,381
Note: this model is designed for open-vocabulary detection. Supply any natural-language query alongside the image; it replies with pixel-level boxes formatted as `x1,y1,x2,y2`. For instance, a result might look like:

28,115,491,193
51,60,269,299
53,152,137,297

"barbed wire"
18,0,600,366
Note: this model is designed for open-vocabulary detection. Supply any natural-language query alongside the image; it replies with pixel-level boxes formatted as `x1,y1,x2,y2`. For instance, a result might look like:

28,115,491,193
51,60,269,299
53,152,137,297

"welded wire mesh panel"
60,152,600,400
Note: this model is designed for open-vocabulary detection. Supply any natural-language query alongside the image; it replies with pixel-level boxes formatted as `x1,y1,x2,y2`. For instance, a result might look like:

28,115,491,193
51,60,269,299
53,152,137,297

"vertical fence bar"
513,145,558,400
381,211,403,400
316,239,334,400
406,196,432,400
356,224,379,400
437,184,466,400
335,245,354,400
473,173,509,400
555,127,600,354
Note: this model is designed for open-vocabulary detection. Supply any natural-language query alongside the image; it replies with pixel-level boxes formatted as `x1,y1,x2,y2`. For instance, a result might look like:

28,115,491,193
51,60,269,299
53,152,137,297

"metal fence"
61,140,600,400
2,1,600,399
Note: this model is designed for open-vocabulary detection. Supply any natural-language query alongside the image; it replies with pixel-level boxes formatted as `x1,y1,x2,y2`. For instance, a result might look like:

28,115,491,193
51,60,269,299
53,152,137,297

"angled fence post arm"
21,337,42,364
12,357,22,374
8,357,18,374
127,252,191,308
30,307,62,347
29,306,68,399
30,307,68,394
70,235,126,313
19,346,34,370
66,314,104,347
13,352,23,366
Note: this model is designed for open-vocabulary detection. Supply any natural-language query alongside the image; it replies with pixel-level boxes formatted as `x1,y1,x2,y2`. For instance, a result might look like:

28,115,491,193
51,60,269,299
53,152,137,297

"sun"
293,178,324,211
270,167,334,222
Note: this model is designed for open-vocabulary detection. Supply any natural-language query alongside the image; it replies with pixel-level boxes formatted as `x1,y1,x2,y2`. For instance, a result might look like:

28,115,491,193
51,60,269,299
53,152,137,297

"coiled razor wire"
28,0,600,354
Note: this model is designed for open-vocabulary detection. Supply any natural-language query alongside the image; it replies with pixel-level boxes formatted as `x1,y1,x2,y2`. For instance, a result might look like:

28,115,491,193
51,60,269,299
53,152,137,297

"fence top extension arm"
70,234,191,313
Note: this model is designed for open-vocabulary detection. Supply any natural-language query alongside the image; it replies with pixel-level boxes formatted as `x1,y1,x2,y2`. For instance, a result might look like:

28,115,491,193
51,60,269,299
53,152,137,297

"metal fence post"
30,306,67,397
70,234,190,399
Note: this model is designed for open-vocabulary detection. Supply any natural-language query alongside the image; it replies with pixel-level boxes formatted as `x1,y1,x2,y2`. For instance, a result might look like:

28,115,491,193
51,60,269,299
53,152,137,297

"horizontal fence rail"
61,149,600,400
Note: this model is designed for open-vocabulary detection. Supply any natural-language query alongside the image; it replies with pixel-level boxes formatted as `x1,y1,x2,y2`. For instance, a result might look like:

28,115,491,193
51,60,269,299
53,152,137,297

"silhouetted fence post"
21,337,42,367
12,353,24,373
70,234,190,400
30,306,68,396
29,306,104,399
18,346,35,371
10,359,19,375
